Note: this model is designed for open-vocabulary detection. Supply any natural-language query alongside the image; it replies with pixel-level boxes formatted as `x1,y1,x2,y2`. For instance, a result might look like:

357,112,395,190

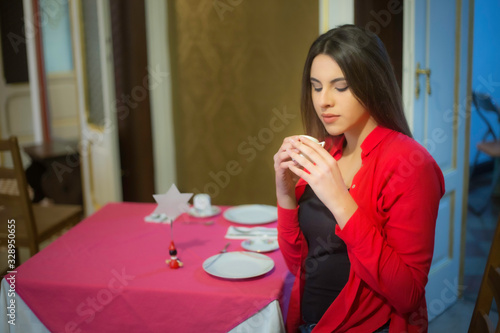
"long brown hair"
301,25,412,140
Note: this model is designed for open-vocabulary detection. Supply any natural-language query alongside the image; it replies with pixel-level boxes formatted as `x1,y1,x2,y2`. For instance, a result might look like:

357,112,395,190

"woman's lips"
322,114,339,124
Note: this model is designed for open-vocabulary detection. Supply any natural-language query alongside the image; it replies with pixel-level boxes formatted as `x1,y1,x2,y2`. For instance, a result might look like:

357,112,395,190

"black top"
298,185,351,324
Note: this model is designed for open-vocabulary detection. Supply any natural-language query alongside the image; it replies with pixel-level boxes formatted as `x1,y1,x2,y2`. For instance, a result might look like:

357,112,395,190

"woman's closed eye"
311,77,348,93
312,84,322,92
335,85,349,92
312,85,349,93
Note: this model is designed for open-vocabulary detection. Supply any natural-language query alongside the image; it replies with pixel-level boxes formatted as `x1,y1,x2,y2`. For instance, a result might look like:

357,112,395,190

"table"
0,203,292,332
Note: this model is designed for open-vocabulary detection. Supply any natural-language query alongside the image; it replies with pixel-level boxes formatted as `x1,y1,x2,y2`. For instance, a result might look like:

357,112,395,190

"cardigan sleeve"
277,204,303,275
336,152,445,315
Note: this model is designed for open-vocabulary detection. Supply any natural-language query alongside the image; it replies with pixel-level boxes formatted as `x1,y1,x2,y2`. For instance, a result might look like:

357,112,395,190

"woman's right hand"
274,136,301,209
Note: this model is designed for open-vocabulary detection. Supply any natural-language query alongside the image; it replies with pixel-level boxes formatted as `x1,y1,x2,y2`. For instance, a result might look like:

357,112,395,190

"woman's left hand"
286,137,358,228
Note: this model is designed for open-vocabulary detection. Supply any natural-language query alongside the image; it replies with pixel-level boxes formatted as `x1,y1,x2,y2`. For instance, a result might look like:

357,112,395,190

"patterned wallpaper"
168,0,318,205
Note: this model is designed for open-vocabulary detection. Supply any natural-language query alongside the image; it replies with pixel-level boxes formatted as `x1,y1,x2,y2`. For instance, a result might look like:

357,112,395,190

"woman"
274,25,444,333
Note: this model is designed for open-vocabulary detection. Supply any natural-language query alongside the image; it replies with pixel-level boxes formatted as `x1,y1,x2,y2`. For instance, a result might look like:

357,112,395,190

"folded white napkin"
225,226,278,240
144,213,171,223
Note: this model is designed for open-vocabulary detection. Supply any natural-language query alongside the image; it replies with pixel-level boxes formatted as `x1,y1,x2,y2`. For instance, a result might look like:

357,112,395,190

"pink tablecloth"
11,202,291,333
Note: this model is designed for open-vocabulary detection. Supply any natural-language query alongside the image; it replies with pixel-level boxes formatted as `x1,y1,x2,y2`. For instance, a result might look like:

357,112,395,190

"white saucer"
188,206,221,218
241,238,279,253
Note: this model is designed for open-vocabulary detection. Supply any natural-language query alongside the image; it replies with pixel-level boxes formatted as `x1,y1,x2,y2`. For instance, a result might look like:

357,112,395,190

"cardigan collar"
296,126,395,190
329,125,394,161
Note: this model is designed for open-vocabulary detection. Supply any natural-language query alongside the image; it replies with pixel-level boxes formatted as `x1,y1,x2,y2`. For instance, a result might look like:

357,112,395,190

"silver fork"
219,242,230,253
204,242,230,269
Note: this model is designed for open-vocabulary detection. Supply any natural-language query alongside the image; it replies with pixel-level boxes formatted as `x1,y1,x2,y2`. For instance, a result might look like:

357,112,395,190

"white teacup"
299,135,325,147
193,193,211,213
298,135,325,162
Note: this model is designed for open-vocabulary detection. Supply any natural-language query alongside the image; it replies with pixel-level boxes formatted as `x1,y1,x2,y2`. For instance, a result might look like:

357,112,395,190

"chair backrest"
473,92,500,141
468,215,500,333
474,92,500,114
0,136,39,254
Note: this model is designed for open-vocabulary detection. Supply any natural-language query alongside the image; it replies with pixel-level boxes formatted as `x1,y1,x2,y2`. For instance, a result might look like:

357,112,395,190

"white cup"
193,193,211,213
298,135,325,162
299,135,325,147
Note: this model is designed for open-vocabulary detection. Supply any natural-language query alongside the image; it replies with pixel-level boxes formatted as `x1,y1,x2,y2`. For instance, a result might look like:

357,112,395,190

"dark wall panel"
355,0,404,89
0,0,29,83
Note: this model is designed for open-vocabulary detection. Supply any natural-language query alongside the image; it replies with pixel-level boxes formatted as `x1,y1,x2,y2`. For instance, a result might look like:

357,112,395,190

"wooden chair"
469,92,500,215
469,142,500,215
468,215,500,333
0,136,83,270
470,92,500,177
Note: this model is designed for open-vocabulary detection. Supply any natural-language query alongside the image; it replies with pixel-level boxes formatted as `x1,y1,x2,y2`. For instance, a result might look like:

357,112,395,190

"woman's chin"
325,128,344,137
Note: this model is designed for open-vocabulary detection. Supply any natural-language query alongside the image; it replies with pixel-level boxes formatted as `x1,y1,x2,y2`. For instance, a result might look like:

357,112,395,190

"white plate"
203,251,274,279
223,205,277,225
188,206,221,218
241,238,279,253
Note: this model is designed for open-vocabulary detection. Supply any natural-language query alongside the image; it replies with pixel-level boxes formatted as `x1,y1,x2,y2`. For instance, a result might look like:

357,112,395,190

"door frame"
144,0,177,194
21,0,43,143
319,0,354,33
70,0,123,215
402,0,416,129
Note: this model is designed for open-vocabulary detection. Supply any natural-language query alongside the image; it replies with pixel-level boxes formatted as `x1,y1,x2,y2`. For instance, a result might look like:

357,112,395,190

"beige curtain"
168,0,318,205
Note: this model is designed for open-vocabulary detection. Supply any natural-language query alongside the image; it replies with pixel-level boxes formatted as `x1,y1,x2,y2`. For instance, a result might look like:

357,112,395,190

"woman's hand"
286,136,358,228
274,136,302,209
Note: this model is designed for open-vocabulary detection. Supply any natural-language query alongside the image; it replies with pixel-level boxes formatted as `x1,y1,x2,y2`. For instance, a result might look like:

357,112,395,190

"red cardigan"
278,126,445,333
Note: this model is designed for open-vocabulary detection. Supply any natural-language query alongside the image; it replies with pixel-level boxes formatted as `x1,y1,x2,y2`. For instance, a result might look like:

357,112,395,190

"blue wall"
470,0,500,168
40,0,73,73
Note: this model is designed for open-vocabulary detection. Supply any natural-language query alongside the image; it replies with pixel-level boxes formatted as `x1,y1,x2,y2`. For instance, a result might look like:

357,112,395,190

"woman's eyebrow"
331,77,346,84
310,77,346,84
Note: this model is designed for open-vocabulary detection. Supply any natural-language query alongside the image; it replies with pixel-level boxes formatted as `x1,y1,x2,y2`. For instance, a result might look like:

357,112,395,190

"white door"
403,0,472,321
70,0,122,215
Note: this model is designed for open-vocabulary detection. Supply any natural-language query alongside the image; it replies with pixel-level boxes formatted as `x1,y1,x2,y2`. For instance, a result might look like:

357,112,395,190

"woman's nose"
319,89,334,109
